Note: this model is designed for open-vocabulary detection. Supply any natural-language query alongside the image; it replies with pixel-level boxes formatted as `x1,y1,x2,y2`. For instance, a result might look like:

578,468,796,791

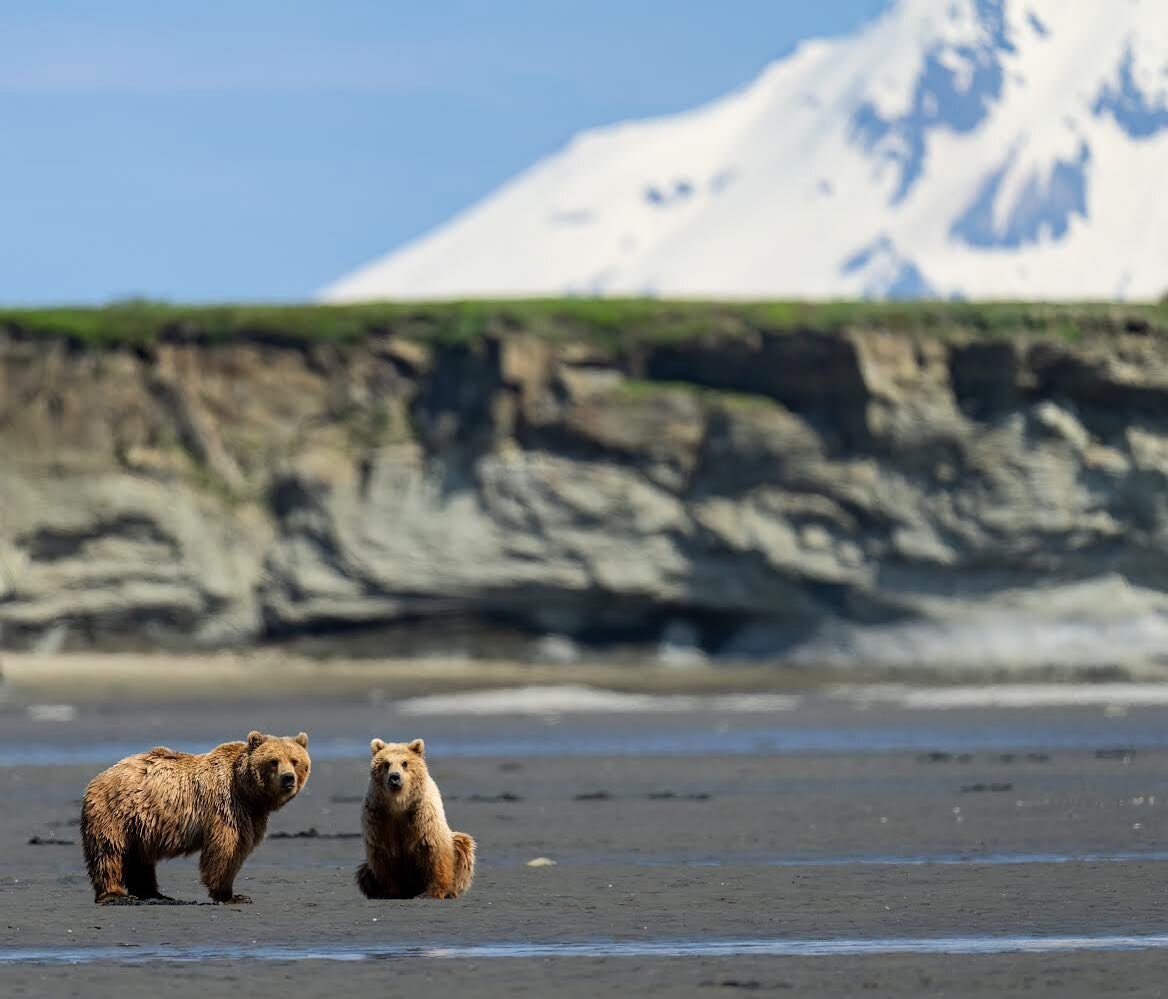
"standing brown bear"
356,738,475,899
80,731,311,904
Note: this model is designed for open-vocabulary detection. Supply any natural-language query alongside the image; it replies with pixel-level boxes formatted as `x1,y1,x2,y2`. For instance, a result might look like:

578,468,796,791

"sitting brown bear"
79,731,311,904
356,738,475,899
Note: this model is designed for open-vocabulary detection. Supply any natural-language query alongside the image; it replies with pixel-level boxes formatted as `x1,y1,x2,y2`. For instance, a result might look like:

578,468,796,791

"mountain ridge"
321,0,1168,303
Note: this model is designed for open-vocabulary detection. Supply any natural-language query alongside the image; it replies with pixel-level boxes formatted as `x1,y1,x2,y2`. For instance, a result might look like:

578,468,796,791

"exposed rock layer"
5,322,1168,671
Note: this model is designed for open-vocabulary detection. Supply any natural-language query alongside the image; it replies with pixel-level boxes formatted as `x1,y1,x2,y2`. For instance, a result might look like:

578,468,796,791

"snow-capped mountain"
320,0,1168,303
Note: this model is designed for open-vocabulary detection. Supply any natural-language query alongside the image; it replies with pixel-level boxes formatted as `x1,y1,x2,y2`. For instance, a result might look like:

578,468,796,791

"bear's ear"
408,738,425,757
247,731,266,751
370,738,386,755
295,732,309,748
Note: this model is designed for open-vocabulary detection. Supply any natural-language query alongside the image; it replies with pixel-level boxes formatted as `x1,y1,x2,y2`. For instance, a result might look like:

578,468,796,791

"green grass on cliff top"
1,297,1166,348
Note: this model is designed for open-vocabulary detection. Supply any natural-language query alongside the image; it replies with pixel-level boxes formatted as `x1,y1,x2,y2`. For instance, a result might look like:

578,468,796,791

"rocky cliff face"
5,320,1168,672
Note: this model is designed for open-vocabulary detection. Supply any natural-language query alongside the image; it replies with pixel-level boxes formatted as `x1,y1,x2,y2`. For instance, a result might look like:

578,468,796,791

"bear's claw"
95,891,130,905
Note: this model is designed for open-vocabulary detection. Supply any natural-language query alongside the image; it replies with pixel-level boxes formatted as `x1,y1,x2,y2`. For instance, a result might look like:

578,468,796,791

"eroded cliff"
4,305,1168,672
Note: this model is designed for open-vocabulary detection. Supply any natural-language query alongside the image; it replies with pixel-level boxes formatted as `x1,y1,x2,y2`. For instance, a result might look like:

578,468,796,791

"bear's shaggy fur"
355,738,475,899
80,730,311,904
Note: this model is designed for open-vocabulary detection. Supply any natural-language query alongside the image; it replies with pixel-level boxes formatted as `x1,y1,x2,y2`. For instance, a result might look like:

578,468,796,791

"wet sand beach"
3,678,1168,996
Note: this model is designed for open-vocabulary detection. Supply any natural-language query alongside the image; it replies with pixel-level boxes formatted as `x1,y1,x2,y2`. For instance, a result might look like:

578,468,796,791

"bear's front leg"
416,845,456,899
356,861,400,899
125,859,173,902
200,829,252,904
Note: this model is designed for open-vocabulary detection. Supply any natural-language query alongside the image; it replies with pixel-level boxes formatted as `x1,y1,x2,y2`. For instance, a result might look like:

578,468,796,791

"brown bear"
79,730,311,904
355,738,475,899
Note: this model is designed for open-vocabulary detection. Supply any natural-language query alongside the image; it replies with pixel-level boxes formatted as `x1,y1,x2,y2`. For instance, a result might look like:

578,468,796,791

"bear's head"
368,738,427,808
245,731,311,807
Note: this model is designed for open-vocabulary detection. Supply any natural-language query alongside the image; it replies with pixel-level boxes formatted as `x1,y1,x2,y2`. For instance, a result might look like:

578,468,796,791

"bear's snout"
386,771,403,789
280,771,297,792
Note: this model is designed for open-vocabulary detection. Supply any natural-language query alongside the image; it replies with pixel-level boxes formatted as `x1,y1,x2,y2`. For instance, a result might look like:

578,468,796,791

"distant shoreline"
3,651,1167,705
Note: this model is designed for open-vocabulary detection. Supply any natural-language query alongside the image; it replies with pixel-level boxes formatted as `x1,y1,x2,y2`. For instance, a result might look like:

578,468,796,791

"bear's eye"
400,760,408,769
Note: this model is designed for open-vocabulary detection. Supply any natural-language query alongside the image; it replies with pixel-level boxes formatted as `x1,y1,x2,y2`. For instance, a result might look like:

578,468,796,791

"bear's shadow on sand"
100,898,215,907
268,828,362,840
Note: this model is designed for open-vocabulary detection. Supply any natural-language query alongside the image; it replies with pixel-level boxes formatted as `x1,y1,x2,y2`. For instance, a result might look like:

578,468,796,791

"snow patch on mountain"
950,141,1090,248
842,235,937,299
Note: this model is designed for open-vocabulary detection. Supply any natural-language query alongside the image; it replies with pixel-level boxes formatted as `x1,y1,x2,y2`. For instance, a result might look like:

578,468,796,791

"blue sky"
1,1,889,305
